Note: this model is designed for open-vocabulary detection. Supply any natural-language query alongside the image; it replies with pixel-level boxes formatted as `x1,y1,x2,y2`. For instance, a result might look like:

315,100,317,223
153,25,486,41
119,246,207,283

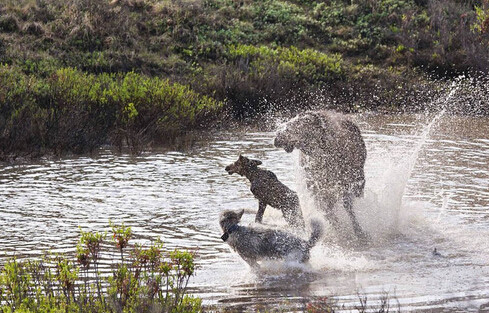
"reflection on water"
1,114,489,312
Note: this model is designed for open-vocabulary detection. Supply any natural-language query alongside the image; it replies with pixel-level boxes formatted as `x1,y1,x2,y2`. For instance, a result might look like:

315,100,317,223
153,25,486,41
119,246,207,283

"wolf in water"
225,155,305,228
219,209,323,268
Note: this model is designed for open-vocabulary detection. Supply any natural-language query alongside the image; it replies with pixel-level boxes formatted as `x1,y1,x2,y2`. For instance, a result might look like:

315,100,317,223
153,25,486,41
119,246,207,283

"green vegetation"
1,0,486,74
1,0,488,158
0,65,222,159
0,224,200,313
227,45,344,83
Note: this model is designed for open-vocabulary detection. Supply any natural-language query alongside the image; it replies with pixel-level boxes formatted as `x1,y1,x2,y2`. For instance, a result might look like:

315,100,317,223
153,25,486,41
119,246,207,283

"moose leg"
255,201,266,223
343,192,369,242
321,195,341,233
282,198,305,229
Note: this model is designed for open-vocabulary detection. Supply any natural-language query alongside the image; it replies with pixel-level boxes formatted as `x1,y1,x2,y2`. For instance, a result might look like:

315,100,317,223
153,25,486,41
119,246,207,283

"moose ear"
238,154,244,160
237,209,245,220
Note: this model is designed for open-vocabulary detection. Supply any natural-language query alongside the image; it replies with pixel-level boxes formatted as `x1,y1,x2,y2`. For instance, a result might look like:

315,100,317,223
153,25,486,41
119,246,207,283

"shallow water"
1,113,489,312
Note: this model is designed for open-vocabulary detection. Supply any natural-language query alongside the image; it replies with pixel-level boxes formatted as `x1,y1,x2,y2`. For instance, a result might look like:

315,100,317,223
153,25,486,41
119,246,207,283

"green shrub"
473,4,489,34
106,70,222,152
0,65,223,159
0,65,48,158
248,0,315,44
212,44,345,118
227,44,344,83
0,224,201,313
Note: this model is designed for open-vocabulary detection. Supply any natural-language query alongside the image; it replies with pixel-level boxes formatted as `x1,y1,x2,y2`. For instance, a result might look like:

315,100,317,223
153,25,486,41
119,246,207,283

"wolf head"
219,209,245,232
225,155,262,176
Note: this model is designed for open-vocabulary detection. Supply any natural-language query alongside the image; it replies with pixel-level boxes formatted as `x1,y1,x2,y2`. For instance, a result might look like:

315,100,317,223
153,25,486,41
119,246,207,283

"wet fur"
220,209,322,268
274,110,368,240
225,155,305,228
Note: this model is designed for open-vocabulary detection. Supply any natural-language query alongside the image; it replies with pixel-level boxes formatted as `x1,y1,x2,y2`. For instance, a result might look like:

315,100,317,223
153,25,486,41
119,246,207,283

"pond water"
1,113,489,312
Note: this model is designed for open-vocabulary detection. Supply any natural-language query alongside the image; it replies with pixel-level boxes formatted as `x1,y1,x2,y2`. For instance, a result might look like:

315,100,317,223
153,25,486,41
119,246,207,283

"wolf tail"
307,219,323,249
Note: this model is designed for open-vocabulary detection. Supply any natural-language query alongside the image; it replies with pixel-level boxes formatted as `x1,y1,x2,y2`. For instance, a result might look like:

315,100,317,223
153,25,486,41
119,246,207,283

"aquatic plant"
305,292,400,313
0,224,201,313
110,221,132,264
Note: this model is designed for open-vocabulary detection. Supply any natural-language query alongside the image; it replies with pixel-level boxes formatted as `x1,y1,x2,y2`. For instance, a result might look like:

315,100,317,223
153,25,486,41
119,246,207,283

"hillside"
1,0,489,158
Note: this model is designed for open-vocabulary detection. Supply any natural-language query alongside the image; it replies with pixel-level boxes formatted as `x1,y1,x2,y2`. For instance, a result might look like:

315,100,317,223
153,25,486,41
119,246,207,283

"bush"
0,65,48,158
211,44,344,118
248,0,316,44
0,65,223,160
227,44,344,82
107,70,222,152
0,14,20,32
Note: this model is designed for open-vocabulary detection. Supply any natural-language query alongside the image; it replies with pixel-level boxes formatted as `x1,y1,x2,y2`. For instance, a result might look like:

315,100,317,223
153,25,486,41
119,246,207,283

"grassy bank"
1,0,489,158
1,0,488,75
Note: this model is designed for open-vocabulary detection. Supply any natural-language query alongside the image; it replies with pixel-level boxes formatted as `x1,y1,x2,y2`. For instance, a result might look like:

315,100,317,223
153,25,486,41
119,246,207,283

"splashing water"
285,82,488,289
355,82,461,243
355,85,458,240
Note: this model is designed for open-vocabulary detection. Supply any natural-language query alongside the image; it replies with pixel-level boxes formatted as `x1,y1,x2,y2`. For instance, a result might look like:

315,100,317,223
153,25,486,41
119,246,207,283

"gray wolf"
225,155,305,228
219,209,323,268
274,110,368,241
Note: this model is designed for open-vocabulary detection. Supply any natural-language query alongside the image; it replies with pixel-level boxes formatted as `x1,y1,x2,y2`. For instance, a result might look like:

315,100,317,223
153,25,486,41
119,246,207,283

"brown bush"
0,13,19,32
23,22,45,35
395,0,489,73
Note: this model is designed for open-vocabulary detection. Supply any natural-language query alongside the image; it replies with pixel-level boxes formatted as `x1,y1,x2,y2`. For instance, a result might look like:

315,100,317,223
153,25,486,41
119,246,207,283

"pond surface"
1,113,489,312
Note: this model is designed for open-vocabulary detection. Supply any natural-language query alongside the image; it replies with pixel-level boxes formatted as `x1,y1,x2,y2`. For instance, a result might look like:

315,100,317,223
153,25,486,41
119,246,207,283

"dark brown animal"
274,110,367,240
225,155,305,228
219,209,322,268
